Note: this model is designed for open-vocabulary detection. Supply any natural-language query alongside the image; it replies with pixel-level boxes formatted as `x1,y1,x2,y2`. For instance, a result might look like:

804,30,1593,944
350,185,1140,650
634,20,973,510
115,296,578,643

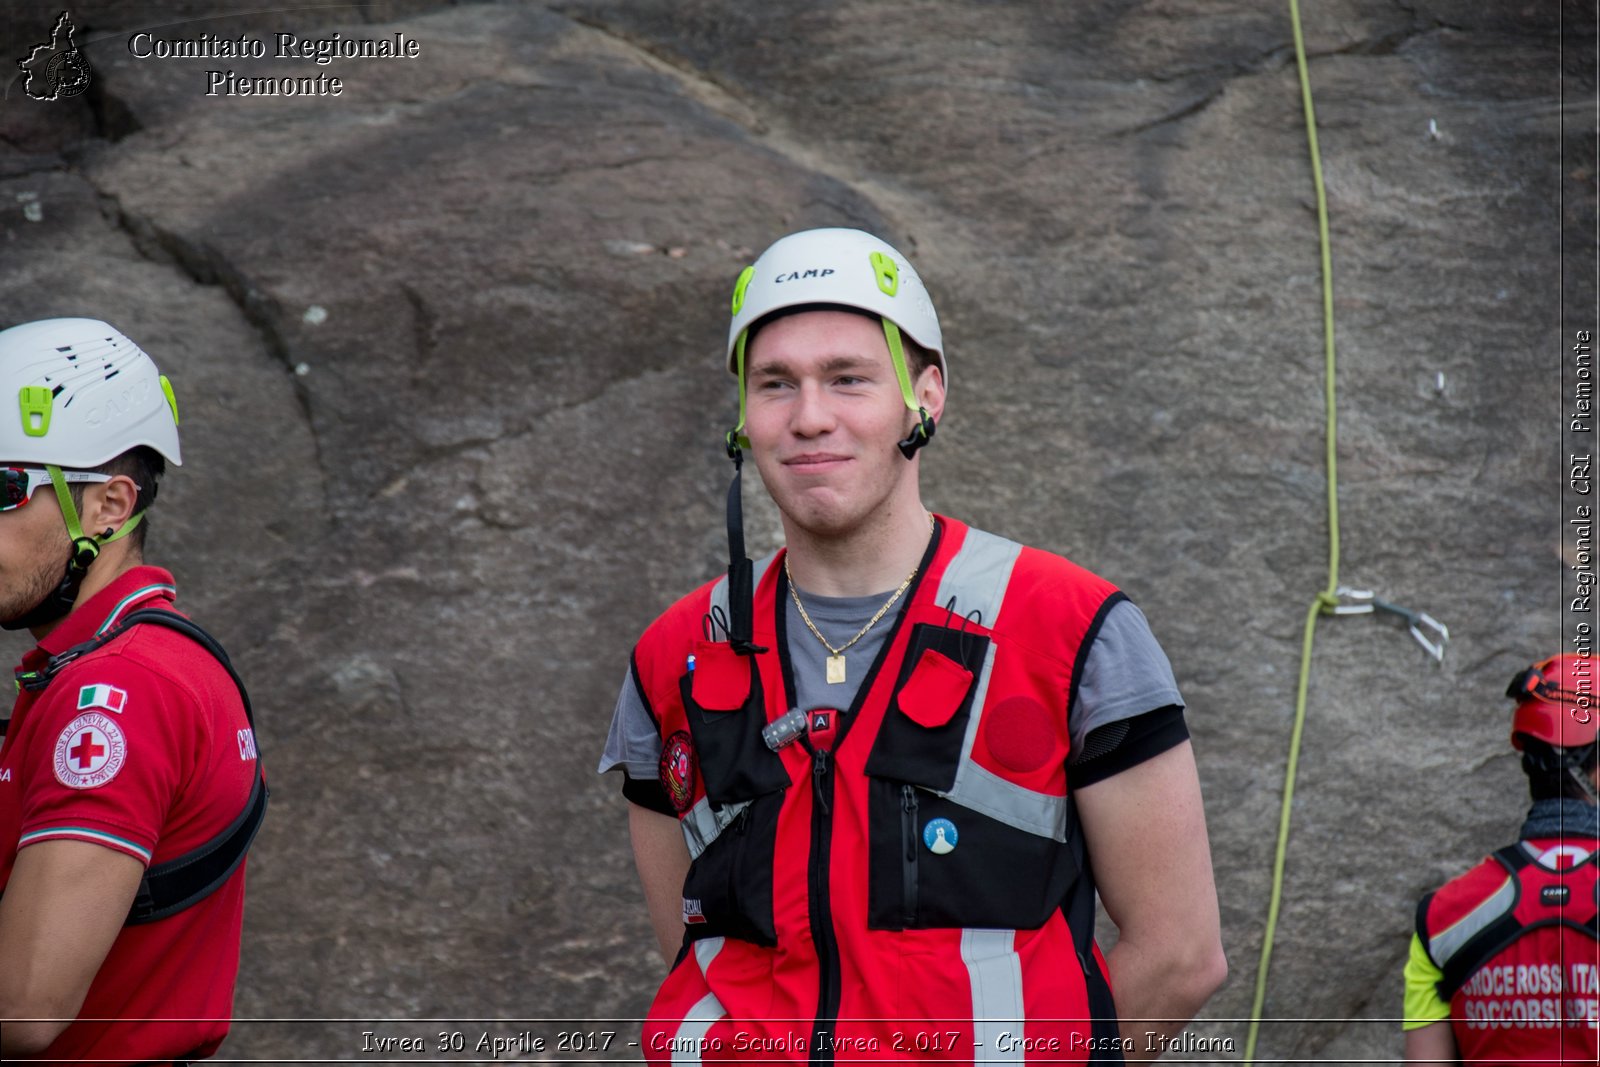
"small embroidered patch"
659,731,697,813
53,712,127,789
77,683,127,714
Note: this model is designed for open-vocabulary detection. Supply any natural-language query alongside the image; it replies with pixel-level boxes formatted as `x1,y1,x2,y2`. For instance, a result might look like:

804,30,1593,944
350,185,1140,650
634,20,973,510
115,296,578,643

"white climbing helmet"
726,227,946,387
0,317,182,468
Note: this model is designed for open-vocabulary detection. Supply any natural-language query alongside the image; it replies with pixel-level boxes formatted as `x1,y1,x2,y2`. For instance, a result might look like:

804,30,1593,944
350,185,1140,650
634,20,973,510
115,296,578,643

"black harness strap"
129,768,267,926
16,608,268,926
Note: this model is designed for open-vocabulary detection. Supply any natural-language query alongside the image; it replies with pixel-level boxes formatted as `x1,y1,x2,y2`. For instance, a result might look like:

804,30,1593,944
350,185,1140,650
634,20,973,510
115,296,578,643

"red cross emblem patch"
52,712,127,789
658,731,697,814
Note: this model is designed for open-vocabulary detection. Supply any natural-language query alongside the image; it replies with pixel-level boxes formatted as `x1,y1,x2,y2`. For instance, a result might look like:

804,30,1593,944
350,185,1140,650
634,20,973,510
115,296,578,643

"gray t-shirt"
598,594,1183,782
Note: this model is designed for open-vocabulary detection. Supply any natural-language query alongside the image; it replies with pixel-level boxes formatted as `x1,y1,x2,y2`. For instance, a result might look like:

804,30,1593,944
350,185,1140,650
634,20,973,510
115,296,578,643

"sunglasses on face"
1,467,113,513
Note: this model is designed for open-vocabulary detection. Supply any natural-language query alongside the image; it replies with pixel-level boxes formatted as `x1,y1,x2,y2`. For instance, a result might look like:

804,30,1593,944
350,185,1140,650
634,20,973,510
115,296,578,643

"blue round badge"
922,818,958,855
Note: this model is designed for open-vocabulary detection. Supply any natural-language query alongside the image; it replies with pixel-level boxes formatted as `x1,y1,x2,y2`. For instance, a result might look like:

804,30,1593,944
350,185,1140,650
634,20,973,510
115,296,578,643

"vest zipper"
778,526,941,1067
901,784,919,927
809,747,839,1067
812,748,831,815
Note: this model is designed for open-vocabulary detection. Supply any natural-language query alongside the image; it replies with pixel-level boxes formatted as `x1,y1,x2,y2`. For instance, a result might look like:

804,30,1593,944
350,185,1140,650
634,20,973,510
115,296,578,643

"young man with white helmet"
0,319,264,1061
600,229,1226,1064
1403,654,1599,1065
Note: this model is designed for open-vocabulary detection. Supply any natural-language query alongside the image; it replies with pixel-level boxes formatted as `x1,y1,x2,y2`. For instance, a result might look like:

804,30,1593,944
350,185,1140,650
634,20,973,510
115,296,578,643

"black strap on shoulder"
15,608,269,925
1493,841,1533,873
128,770,267,925
1434,846,1527,1000
1434,844,1599,1002
111,610,258,731
119,611,269,926
1415,890,1436,961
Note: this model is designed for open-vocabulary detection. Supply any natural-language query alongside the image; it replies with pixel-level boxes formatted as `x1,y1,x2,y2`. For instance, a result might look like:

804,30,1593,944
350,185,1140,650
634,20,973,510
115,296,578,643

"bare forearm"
628,804,691,966
1,1019,69,1055
1076,744,1227,1062
1107,934,1226,1062
0,841,144,1055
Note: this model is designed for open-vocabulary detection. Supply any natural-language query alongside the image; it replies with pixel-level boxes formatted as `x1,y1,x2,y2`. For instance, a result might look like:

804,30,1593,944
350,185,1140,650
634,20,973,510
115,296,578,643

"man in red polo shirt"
0,318,261,1062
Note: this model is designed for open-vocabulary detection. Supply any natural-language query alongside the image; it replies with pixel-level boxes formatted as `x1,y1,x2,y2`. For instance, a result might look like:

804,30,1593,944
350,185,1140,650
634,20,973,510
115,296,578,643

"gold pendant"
826,654,847,685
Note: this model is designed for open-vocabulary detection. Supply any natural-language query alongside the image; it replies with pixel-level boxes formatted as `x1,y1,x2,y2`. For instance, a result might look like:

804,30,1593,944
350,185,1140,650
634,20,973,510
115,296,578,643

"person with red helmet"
0,319,265,1061
1403,653,1599,1065
600,229,1227,1064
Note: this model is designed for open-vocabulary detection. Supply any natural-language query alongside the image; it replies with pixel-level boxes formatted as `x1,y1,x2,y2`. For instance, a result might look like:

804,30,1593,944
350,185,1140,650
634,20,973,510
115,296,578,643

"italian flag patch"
77,683,128,714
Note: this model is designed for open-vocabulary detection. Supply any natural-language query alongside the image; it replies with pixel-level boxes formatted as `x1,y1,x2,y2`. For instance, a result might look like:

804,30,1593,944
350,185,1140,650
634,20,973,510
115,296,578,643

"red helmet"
1507,653,1597,750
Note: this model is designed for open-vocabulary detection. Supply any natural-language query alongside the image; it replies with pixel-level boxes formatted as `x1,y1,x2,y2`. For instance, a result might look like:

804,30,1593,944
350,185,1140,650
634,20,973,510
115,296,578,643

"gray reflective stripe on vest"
708,553,778,633
671,937,727,1066
680,798,750,861
934,526,1022,625
938,529,1068,842
962,928,1024,1061
949,757,1068,841
1427,873,1517,966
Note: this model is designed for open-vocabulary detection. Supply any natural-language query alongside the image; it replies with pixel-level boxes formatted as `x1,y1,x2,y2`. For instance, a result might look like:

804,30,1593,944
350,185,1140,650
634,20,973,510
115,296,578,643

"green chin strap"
723,318,934,460
47,464,145,562
2,467,146,632
882,319,935,459
726,328,752,456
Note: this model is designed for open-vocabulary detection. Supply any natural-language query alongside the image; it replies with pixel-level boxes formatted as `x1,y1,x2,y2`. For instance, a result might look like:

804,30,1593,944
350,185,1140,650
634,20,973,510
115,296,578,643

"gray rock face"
0,0,1590,1060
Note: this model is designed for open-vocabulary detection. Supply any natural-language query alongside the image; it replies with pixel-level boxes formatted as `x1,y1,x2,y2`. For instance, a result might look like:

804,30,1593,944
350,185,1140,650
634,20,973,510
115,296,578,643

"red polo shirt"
0,566,256,1061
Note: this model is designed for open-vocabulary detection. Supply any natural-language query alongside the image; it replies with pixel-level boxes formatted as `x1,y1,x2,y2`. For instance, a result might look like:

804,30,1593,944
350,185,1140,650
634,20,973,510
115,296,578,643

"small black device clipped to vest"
15,608,268,926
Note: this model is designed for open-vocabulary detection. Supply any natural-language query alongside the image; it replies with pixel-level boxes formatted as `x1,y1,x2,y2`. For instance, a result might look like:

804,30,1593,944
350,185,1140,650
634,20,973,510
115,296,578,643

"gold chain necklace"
784,512,935,685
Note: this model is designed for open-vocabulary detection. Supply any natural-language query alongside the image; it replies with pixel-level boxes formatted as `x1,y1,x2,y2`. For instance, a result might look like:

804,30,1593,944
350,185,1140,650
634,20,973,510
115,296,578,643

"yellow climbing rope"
1243,0,1340,1061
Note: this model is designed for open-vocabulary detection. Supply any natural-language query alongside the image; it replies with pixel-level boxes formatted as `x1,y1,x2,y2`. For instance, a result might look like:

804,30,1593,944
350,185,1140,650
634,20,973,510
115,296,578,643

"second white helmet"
0,318,181,469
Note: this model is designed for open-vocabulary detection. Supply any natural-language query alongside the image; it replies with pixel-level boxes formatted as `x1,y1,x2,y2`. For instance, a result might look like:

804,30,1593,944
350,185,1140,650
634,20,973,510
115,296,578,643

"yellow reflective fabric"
1402,932,1452,1030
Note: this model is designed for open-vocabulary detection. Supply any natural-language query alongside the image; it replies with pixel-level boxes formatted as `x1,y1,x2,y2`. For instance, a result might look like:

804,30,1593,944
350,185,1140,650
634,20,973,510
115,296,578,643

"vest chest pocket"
867,781,1082,931
676,643,788,947
863,622,988,791
679,641,789,806
681,791,783,947
864,622,1081,931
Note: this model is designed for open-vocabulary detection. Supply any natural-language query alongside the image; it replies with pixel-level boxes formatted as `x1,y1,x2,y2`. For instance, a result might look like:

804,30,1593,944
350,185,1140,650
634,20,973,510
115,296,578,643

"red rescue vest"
632,517,1128,1065
1418,838,1600,1065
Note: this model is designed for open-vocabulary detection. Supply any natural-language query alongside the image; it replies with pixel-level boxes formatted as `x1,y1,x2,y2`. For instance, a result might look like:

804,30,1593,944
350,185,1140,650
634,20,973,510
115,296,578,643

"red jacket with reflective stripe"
631,517,1127,1065
1418,838,1600,1065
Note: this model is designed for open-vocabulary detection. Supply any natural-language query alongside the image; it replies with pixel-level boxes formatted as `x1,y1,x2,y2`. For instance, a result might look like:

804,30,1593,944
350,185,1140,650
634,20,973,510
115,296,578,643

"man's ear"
81,475,139,536
916,363,947,425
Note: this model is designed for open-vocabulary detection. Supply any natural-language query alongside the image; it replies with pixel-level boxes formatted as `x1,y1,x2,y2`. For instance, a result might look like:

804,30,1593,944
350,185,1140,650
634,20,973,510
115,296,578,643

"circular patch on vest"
659,731,697,814
983,695,1056,773
53,712,127,790
923,817,958,854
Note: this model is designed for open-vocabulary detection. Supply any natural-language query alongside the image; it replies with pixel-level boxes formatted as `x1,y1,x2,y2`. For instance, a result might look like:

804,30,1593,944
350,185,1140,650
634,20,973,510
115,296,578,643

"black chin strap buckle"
898,407,936,460
70,536,101,570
